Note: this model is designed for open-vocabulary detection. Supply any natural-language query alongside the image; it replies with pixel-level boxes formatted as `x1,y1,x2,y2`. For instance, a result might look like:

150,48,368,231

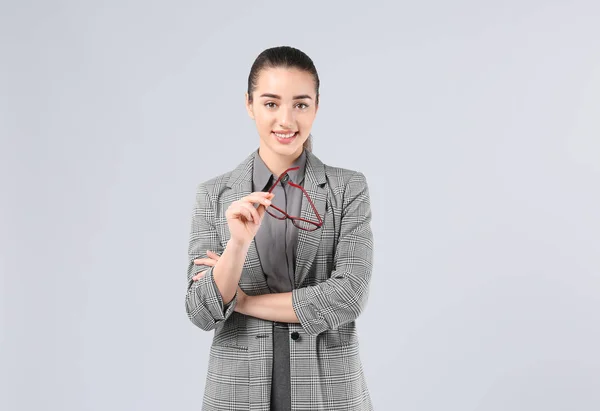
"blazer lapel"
225,151,272,295
294,151,328,288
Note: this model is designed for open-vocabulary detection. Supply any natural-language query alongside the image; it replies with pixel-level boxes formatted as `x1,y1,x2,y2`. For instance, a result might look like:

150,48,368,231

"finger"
238,202,261,224
193,258,216,266
251,191,274,199
206,250,220,260
230,204,254,222
192,270,208,281
243,194,273,208
226,201,250,221
257,203,267,219
244,197,272,210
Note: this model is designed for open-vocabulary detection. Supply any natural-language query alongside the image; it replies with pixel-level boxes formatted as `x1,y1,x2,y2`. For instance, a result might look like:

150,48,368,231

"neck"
258,145,304,177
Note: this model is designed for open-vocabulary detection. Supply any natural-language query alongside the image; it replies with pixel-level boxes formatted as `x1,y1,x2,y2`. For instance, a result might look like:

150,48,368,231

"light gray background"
1,1,599,410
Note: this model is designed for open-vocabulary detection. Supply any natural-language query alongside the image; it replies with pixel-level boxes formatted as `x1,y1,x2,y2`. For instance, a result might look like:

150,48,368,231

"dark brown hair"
247,46,320,151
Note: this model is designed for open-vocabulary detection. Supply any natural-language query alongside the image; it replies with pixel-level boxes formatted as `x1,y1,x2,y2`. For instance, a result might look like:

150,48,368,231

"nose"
278,105,295,129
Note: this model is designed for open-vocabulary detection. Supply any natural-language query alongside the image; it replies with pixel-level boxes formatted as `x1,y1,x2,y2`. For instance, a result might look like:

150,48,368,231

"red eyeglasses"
265,166,323,231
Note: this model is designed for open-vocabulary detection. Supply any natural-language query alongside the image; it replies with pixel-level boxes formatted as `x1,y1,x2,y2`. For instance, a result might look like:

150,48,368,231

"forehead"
255,67,316,97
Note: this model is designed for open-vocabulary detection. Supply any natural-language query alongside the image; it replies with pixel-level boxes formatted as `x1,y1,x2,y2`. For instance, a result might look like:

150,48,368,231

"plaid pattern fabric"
185,149,374,410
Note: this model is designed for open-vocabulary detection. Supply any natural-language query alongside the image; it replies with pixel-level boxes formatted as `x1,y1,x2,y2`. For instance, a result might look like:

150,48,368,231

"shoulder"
316,159,370,211
322,163,369,195
191,171,236,217
194,151,255,198
324,164,367,182
195,170,233,198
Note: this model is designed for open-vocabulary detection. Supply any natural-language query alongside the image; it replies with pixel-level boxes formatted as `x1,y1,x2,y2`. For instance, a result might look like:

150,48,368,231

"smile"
272,131,298,145
272,131,297,139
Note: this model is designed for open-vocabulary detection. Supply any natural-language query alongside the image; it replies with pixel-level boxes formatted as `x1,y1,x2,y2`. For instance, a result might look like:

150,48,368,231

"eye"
265,102,277,109
296,103,309,109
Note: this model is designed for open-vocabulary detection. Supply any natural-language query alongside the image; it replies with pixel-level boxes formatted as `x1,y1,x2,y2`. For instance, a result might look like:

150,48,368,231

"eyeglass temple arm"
289,182,323,225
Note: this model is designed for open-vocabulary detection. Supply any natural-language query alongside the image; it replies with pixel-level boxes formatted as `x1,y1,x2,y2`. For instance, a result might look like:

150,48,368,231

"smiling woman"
185,46,374,411
245,47,320,169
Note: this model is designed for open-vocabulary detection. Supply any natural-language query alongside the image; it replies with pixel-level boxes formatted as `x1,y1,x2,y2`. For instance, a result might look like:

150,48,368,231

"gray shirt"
251,148,308,410
252,149,307,293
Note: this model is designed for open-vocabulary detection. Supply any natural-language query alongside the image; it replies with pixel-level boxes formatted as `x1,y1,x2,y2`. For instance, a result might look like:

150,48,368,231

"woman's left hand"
192,250,221,281
193,250,249,312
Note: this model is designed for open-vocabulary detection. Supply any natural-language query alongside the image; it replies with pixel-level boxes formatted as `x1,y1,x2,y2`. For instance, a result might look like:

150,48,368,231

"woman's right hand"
226,191,275,246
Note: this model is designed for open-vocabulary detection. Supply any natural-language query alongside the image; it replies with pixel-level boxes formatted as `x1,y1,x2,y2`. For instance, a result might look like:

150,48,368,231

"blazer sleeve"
292,171,374,336
185,182,238,331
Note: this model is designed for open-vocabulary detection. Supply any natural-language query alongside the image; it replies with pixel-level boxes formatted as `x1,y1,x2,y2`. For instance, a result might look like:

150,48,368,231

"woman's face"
246,67,319,159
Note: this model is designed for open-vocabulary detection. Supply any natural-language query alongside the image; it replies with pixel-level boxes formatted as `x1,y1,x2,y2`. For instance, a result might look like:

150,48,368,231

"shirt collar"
252,149,307,191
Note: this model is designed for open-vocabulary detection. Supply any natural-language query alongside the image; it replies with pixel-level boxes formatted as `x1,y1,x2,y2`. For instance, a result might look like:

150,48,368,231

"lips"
272,131,298,144
272,130,297,137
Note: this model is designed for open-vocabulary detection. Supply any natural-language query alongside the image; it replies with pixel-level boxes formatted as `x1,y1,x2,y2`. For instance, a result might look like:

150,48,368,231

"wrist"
236,293,251,315
227,238,251,251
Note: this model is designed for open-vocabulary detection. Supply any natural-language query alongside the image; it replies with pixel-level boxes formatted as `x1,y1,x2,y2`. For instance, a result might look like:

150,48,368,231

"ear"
245,92,255,120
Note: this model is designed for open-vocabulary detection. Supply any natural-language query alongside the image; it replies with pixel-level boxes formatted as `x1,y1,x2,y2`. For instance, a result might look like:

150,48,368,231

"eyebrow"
259,93,313,100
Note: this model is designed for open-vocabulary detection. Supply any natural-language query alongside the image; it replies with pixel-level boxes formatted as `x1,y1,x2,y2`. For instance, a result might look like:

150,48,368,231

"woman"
185,46,374,411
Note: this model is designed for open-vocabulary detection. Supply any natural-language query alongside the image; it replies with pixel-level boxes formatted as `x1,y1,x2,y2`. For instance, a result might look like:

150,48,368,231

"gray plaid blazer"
185,149,374,411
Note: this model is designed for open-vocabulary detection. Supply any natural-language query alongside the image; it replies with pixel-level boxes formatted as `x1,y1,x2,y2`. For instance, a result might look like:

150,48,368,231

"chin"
272,144,301,156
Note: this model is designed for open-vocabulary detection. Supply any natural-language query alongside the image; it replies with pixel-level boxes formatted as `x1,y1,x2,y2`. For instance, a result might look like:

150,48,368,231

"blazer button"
291,331,299,341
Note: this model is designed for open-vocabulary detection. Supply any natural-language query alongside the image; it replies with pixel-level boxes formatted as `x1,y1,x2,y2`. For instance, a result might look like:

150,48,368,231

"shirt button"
291,331,299,341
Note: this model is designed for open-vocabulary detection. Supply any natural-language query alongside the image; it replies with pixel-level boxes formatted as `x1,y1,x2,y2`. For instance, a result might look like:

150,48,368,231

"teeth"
274,132,296,139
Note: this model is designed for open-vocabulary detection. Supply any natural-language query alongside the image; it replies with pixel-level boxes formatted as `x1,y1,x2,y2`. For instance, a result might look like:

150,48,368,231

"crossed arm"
185,172,373,335
192,250,300,323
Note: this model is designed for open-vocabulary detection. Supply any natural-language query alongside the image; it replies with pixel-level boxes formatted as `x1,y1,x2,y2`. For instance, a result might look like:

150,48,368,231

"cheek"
299,115,316,129
253,115,268,128
254,111,274,127
258,120,273,133
255,119,275,138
